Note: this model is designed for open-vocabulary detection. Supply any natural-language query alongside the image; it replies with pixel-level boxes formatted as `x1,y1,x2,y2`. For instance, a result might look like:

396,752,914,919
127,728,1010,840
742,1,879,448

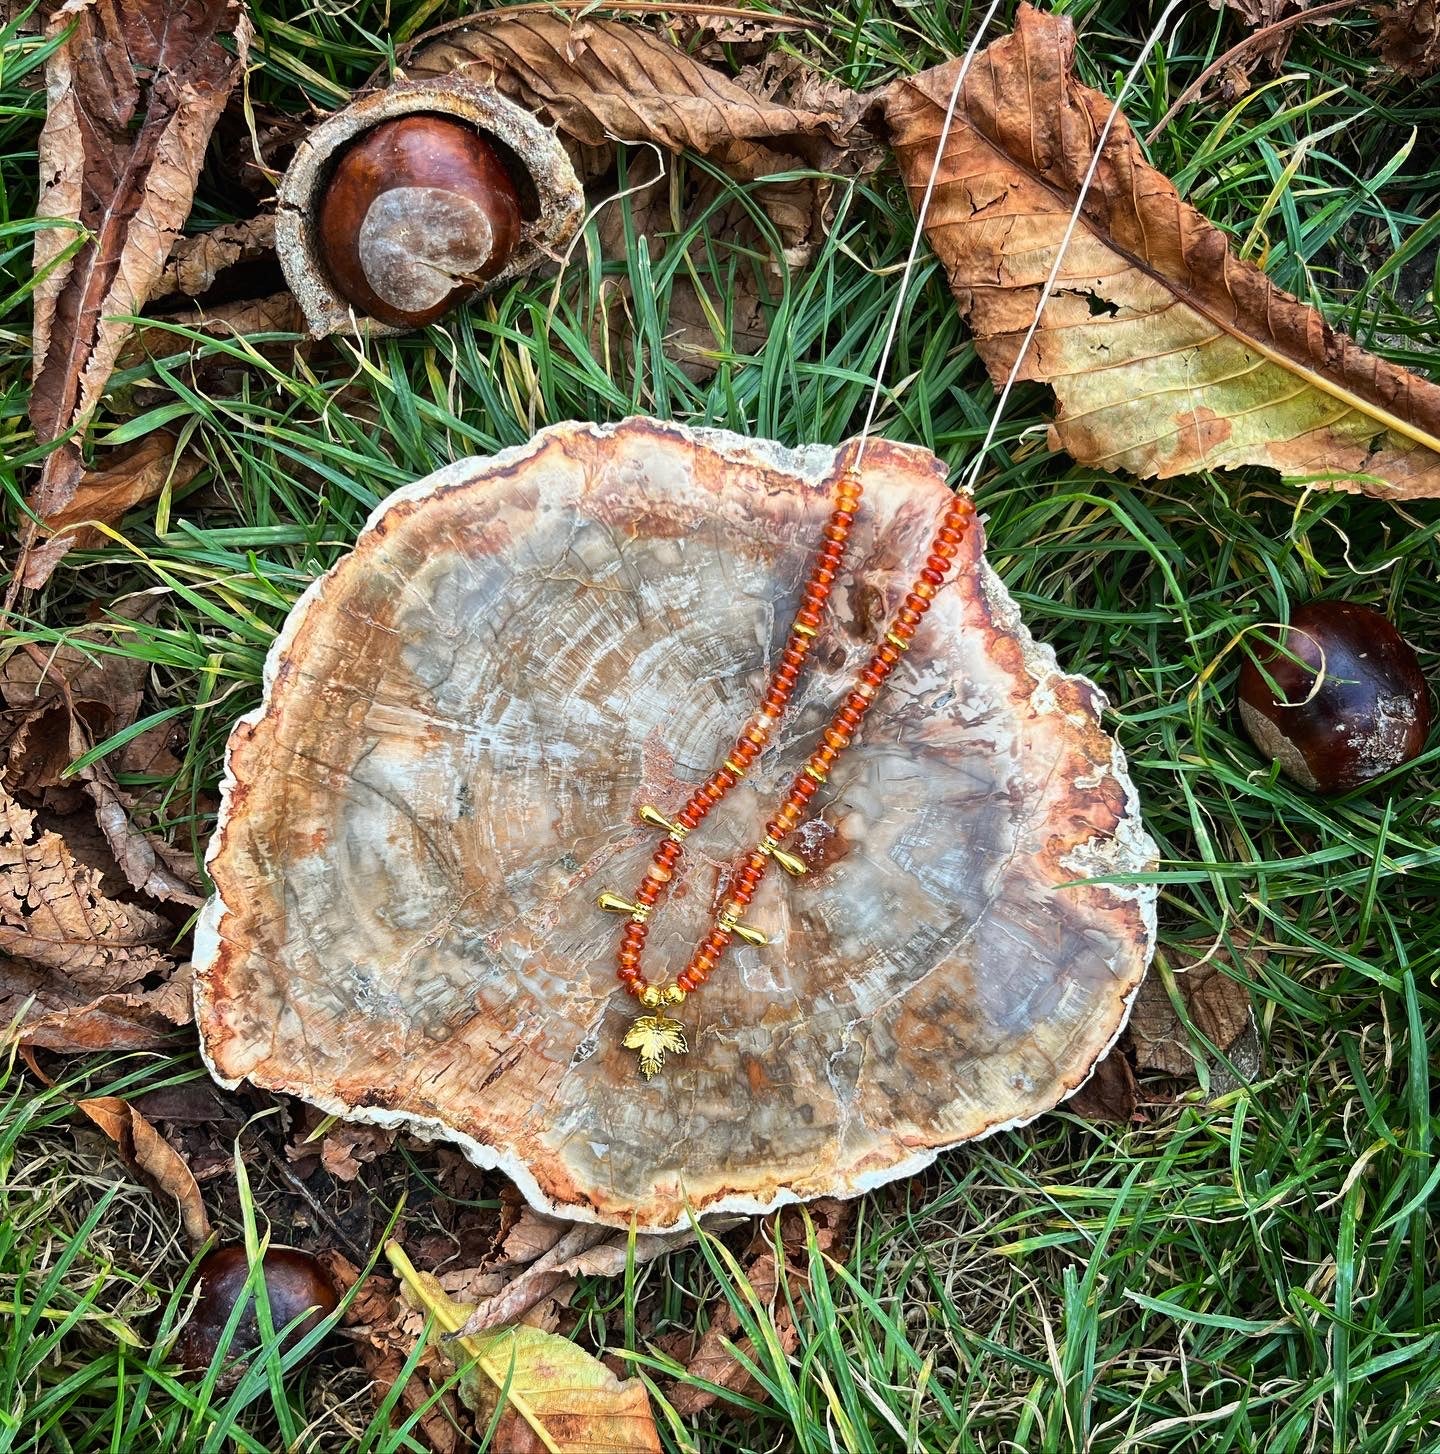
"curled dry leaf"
26,0,251,579
0,783,172,988
29,432,204,580
1129,959,1255,1079
158,213,276,299
1377,0,1440,76
881,4,1440,499
408,14,870,262
387,1242,662,1454
76,1094,212,1246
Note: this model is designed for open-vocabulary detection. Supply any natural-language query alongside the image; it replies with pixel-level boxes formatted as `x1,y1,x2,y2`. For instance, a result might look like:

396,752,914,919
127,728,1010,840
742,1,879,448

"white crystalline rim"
193,417,1160,1234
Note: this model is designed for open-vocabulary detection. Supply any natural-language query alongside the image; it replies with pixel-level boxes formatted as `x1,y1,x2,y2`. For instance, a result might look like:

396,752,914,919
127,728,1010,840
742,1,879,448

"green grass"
2,1,1439,1450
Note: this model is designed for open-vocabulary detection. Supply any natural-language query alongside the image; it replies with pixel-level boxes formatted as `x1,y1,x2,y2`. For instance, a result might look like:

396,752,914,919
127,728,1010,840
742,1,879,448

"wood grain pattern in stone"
194,419,1156,1231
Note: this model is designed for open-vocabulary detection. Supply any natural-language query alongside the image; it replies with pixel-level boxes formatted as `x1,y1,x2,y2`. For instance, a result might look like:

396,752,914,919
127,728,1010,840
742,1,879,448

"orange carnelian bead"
920,567,944,586
823,523,849,543
635,883,659,906
793,775,819,800
878,643,901,666
796,607,822,629
732,739,760,767
676,971,698,992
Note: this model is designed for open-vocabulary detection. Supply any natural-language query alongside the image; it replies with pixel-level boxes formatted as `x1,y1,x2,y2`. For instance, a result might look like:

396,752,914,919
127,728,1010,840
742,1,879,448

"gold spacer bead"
640,985,663,1009
804,764,828,783
885,630,910,651
662,984,687,1005
792,622,819,638
723,757,745,777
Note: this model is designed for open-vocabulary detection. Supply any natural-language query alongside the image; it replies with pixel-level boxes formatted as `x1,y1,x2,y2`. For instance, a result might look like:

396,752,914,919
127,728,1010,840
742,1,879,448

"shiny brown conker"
175,1245,338,1374
315,114,522,328
1237,600,1430,793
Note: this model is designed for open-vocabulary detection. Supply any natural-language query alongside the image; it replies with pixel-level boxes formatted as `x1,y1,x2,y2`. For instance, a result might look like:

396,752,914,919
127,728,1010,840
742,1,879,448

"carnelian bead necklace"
600,465,975,1078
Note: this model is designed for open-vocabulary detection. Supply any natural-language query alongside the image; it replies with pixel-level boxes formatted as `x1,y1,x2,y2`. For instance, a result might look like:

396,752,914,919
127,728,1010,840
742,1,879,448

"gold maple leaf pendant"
623,1012,688,1079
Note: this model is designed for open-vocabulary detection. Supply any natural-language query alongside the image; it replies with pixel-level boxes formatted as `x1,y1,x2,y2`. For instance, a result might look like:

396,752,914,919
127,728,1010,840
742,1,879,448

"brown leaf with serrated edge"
7,959,192,1051
1129,961,1255,1078
881,4,1440,499
1378,0,1440,76
0,783,172,988
388,1242,662,1454
409,15,870,260
322,1252,467,1454
76,1095,211,1246
26,0,250,571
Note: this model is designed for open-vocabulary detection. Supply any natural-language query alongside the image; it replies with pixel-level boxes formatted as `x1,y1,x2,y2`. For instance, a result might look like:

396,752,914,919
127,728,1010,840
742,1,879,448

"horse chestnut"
316,115,522,328
1237,600,1430,793
175,1245,338,1373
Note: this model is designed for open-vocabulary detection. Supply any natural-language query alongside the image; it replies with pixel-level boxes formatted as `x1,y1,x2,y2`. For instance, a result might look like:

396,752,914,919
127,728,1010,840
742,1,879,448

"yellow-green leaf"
386,1242,661,1454
882,3,1440,499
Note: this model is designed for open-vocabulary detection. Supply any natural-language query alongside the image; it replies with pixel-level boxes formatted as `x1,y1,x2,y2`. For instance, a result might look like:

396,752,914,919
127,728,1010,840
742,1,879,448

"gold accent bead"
723,757,745,777
804,764,827,783
662,984,687,1005
717,911,768,947
885,630,910,651
792,622,819,638
639,804,687,838
758,836,807,876
597,891,649,922
639,984,663,1009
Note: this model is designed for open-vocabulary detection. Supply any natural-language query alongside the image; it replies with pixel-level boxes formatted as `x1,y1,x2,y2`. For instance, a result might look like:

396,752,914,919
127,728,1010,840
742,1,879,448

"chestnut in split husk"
1237,600,1430,793
175,1245,338,1374
316,115,522,328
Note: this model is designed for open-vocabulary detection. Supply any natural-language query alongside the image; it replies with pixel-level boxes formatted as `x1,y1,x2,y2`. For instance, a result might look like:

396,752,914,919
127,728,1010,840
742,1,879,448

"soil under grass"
2,3,1438,1451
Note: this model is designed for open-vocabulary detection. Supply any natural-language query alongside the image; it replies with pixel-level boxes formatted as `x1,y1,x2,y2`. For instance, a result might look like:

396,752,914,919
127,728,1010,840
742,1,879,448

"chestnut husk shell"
1237,600,1430,793
174,1245,338,1374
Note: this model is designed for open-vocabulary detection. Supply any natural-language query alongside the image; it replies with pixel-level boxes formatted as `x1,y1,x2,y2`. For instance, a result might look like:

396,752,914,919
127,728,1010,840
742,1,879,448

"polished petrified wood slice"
195,419,1156,1230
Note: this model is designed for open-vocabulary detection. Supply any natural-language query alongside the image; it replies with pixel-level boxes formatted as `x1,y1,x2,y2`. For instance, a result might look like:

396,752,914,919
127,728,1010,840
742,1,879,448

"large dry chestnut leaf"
27,0,250,559
195,419,1155,1230
409,14,866,257
882,4,1440,498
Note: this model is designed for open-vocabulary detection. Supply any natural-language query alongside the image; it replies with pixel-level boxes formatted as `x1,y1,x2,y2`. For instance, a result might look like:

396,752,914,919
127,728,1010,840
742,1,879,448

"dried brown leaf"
28,0,251,532
1066,1049,1140,1124
27,433,203,580
12,960,192,1051
159,212,275,298
1129,961,1255,1078
0,783,172,988
410,14,869,260
1377,0,1440,75
319,1121,396,1182
323,1253,467,1454
881,4,1440,498
76,1094,211,1245
670,1200,851,1416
